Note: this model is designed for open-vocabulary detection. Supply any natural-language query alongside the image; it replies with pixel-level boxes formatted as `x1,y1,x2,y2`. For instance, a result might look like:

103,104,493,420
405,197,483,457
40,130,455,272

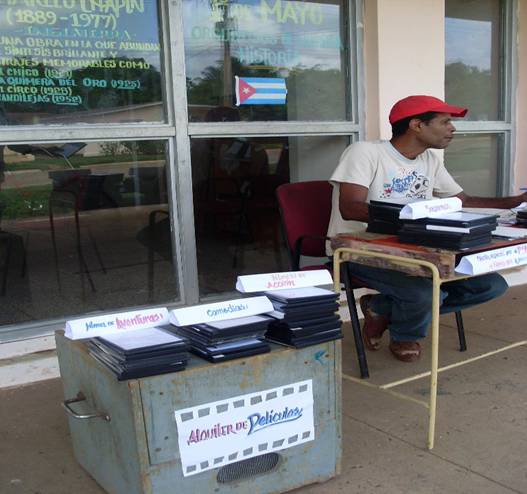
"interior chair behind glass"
276,180,468,379
0,146,26,295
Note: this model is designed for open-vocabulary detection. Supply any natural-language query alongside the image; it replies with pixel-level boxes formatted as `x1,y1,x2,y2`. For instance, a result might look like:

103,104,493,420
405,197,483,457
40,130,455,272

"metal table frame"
332,246,527,450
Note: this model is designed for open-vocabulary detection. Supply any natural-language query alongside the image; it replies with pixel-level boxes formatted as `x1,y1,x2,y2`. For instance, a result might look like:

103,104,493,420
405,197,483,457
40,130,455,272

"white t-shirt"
327,140,463,253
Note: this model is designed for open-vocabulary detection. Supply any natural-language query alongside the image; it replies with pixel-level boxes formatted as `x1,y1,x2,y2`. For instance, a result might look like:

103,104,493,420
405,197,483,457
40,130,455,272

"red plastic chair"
276,180,370,377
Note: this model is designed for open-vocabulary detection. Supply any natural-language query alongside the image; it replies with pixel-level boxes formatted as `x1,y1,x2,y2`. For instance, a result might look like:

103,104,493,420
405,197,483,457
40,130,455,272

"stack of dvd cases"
399,211,498,249
367,200,406,234
264,287,342,348
87,327,189,380
171,315,270,363
516,210,527,226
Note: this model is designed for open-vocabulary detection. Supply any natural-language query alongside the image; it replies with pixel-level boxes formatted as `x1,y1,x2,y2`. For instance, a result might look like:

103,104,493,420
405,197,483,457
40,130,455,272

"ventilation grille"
216,453,281,483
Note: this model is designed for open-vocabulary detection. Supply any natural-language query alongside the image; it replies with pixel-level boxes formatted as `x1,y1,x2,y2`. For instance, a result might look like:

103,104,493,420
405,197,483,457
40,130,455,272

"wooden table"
331,231,527,449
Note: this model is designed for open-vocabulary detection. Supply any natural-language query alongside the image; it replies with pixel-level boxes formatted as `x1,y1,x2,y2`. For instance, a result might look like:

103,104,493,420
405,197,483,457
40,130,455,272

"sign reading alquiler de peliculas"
174,380,315,477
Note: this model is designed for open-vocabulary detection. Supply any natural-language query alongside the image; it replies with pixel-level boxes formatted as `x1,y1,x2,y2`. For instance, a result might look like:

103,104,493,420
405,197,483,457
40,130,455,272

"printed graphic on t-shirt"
381,169,430,199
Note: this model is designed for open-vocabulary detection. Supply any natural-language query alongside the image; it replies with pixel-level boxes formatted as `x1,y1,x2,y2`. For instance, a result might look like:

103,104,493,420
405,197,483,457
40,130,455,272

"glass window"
0,139,178,326
0,2,165,125
444,134,500,196
184,0,349,122
445,0,502,121
191,134,349,296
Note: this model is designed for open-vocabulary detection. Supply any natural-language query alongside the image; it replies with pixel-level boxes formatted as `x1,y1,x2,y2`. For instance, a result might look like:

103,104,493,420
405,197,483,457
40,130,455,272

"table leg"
427,271,441,450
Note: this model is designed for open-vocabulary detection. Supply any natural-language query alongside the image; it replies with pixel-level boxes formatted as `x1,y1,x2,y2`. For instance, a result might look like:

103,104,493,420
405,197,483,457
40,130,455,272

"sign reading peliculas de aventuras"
174,380,315,477
0,0,162,122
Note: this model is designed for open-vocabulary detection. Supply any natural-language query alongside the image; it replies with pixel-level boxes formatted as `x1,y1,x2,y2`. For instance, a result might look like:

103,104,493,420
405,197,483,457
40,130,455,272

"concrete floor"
2,285,527,494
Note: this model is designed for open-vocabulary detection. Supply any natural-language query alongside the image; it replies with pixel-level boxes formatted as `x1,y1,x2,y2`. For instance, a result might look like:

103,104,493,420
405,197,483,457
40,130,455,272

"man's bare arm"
456,191,527,209
339,183,370,222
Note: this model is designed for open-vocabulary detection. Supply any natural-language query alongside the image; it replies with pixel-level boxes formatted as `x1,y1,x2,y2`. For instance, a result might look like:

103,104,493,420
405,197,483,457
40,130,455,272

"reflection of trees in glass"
73,57,162,110
0,57,162,118
445,62,495,120
187,57,286,120
287,66,345,120
121,141,165,156
101,140,165,158
187,57,345,121
101,142,127,156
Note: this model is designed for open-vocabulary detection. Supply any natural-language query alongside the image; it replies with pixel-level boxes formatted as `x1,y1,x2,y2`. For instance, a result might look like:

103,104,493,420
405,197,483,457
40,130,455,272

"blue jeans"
348,262,508,342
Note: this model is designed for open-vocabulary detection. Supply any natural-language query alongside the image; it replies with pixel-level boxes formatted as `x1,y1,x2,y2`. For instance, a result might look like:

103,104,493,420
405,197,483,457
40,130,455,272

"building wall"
3,0,527,389
367,0,446,140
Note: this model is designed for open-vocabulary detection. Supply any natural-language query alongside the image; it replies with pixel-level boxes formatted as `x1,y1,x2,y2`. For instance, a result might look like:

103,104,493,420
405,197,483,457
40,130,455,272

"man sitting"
327,95,527,362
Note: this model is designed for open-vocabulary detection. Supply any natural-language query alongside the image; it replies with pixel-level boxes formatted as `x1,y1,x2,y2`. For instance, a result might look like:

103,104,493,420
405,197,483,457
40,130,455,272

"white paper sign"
65,308,169,340
455,243,527,275
174,380,314,477
169,296,273,326
399,197,462,220
236,269,332,293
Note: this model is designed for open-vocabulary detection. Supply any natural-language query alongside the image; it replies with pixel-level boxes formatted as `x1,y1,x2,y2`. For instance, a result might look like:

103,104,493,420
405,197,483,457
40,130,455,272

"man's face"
415,112,457,149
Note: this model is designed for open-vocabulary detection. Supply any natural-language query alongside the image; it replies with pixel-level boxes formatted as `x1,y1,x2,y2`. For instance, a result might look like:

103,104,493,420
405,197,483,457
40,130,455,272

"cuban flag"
235,76,287,106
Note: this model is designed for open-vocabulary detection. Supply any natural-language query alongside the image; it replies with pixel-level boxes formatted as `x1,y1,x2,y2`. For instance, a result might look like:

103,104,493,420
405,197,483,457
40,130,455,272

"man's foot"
359,295,389,351
389,340,421,362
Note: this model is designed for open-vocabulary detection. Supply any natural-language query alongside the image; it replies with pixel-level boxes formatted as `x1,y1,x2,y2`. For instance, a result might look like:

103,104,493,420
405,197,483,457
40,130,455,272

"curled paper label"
399,197,462,220
236,270,332,293
65,308,169,340
169,296,273,327
455,243,527,275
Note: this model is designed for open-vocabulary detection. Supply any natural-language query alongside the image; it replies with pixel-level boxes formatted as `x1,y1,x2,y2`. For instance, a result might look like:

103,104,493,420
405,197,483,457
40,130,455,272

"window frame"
445,0,517,196
172,0,365,305
0,0,364,342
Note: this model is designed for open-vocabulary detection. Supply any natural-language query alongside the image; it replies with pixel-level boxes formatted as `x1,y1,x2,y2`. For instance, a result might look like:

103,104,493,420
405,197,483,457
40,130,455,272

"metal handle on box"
62,392,111,422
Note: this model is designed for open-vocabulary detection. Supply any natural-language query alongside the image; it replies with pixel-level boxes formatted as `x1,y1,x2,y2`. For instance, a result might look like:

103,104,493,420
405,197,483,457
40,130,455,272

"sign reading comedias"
174,380,314,477
0,0,163,124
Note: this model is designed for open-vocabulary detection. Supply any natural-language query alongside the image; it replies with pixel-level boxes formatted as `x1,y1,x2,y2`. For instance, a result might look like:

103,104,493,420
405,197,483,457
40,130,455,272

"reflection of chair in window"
48,170,100,293
0,176,26,296
0,143,27,295
136,209,171,302
122,166,167,206
49,170,126,293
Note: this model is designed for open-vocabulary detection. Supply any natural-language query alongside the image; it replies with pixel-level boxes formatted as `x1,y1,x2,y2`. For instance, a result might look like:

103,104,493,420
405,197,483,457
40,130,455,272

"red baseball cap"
389,95,468,124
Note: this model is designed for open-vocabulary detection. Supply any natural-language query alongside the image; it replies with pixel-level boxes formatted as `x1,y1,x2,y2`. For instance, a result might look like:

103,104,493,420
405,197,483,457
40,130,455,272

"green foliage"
0,184,52,219
187,56,345,121
445,62,496,120
0,57,163,118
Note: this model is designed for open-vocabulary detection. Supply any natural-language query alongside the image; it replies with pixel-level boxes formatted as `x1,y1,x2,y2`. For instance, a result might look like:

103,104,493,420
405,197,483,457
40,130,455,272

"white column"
365,0,446,139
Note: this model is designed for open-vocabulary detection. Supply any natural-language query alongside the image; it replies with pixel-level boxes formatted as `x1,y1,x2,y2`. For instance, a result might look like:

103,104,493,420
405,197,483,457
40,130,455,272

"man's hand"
339,183,370,222
456,191,527,209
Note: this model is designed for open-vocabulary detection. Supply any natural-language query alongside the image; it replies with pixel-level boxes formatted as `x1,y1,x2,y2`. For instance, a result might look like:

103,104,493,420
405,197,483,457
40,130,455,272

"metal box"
55,331,341,494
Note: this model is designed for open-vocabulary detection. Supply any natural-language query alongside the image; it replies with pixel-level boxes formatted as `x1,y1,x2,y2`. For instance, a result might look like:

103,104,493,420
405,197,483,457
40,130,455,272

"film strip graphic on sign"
174,380,314,477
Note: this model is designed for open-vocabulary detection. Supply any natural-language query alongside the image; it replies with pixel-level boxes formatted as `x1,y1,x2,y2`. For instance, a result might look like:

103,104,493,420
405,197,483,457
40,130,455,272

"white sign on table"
169,296,273,326
236,269,332,293
65,308,169,340
399,197,462,220
174,380,314,477
455,243,527,275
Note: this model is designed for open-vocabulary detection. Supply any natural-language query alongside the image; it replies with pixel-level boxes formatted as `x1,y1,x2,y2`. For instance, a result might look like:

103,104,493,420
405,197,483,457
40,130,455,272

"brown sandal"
359,295,389,351
389,340,421,362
